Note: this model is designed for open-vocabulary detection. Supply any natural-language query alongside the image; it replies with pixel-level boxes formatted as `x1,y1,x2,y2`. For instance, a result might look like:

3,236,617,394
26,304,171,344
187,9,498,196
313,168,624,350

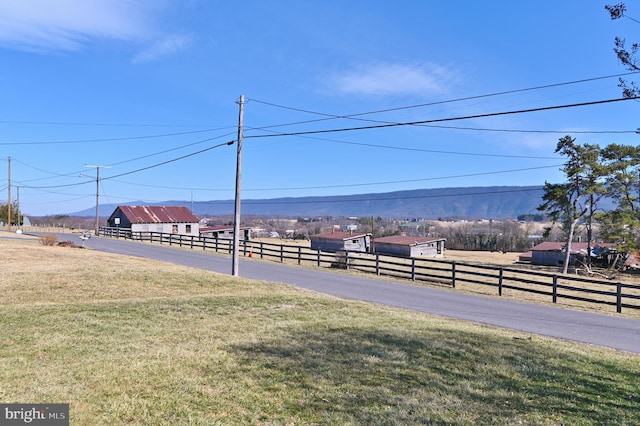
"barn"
106,206,200,236
310,231,372,253
373,235,446,258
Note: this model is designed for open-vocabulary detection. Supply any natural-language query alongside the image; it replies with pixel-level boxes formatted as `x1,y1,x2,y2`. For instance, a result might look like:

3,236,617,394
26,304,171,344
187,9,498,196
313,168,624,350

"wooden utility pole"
16,186,20,228
85,165,110,235
7,156,11,232
232,95,245,276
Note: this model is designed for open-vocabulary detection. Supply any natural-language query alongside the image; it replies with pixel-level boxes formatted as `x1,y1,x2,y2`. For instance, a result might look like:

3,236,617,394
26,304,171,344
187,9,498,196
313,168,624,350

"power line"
103,140,235,181
19,140,235,189
10,131,237,186
0,127,234,146
247,129,562,160
247,71,640,124
242,165,563,191
107,164,561,193
106,132,237,167
246,97,639,139
0,120,220,128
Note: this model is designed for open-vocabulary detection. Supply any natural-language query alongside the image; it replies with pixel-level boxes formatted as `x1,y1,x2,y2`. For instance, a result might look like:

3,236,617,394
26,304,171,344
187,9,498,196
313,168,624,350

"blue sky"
0,0,638,216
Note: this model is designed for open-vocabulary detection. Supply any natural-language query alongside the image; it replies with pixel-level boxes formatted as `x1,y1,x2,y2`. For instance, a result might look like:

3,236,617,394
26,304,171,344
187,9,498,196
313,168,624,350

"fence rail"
99,227,640,314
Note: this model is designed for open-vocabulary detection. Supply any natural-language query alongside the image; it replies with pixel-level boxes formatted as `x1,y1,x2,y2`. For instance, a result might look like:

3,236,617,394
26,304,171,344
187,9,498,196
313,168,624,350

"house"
373,235,446,258
398,221,435,237
310,231,372,253
106,206,200,236
527,241,617,267
200,225,251,240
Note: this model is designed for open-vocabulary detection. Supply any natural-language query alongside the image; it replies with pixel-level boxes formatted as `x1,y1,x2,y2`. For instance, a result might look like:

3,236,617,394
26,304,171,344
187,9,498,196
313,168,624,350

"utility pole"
7,156,11,232
16,186,20,228
232,95,245,276
85,164,111,236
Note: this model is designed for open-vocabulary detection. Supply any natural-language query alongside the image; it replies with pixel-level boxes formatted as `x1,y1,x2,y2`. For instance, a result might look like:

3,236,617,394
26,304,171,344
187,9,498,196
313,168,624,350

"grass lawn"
1,239,639,425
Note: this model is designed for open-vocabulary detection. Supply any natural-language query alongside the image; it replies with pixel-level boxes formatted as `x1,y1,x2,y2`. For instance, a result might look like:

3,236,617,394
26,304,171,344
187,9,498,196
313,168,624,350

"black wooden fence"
99,227,640,313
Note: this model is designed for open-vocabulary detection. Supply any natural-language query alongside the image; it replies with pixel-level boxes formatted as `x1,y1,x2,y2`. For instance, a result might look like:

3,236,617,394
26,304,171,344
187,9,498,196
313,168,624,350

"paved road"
68,234,640,354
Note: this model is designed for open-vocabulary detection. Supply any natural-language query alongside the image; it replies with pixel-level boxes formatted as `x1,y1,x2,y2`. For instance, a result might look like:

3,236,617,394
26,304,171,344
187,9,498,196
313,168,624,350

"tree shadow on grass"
227,326,640,425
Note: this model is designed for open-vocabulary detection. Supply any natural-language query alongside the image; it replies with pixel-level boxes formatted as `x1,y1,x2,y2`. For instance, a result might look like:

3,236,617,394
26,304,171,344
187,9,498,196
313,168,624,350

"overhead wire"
106,164,562,194
19,140,235,189
247,71,640,127
245,97,639,139
0,127,235,146
103,140,235,181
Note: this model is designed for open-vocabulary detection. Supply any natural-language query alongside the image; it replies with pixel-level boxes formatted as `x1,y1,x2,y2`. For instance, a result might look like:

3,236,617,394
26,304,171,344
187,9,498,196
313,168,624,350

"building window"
172,225,178,234
186,224,192,233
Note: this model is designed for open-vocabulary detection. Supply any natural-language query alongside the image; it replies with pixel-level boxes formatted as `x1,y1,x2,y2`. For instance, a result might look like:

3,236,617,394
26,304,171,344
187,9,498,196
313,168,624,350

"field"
1,237,639,425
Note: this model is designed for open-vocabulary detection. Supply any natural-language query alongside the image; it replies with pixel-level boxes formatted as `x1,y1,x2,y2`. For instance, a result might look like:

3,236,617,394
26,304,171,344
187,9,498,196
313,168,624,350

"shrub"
331,251,348,269
38,234,59,246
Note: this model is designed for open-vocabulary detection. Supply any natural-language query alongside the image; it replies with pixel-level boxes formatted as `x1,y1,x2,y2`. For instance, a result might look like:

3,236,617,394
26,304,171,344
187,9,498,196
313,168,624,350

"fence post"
498,268,503,296
451,261,456,288
345,251,350,270
552,275,558,304
411,258,416,281
617,283,622,313
376,253,380,275
317,249,321,267
280,245,284,263
298,246,302,265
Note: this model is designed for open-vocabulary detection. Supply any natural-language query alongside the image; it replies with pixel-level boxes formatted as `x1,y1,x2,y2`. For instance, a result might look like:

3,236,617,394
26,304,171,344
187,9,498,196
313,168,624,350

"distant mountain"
68,186,547,219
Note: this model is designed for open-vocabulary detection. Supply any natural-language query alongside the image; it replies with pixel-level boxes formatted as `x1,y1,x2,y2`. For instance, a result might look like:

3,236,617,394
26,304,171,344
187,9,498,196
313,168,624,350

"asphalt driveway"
65,234,640,354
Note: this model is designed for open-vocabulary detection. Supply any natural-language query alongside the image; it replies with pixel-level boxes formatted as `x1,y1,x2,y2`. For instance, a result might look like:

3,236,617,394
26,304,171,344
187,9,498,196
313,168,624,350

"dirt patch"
57,240,82,248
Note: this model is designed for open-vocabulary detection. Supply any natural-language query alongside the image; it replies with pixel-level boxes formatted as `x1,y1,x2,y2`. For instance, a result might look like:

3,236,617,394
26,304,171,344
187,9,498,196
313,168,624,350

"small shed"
374,235,446,258
200,225,251,240
310,231,372,253
529,241,616,266
107,205,200,236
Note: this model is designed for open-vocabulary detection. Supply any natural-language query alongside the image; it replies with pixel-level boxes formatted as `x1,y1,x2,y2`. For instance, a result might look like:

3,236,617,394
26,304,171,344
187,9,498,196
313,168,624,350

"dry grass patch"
0,240,271,305
0,239,639,425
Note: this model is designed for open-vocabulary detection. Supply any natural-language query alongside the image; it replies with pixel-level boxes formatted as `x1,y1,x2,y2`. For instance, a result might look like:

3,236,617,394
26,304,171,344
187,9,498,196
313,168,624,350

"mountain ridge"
68,186,546,219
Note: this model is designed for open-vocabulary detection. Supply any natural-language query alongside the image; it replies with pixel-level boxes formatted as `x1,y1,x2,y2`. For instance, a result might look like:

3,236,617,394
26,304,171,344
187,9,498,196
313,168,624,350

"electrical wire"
105,165,561,194
103,140,235,181
246,97,639,139
0,120,220,128
247,71,640,125
106,132,237,167
246,129,562,160
0,127,235,146
19,141,235,189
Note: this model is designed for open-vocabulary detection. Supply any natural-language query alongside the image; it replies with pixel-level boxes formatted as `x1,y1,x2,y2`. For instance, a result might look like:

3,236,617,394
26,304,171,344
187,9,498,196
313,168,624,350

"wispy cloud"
332,63,454,96
0,0,151,53
132,33,193,64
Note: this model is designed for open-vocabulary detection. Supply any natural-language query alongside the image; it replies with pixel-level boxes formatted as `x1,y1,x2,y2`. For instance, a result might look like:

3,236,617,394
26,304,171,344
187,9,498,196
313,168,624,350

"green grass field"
1,239,639,425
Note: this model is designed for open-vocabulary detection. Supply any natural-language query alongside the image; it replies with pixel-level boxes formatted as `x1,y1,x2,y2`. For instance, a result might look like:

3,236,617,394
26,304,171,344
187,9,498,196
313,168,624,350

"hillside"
71,186,546,219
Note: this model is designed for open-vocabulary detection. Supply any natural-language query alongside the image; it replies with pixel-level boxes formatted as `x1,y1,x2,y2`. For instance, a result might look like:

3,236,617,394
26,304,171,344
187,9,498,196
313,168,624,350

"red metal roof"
373,236,446,246
117,206,199,224
310,231,371,241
